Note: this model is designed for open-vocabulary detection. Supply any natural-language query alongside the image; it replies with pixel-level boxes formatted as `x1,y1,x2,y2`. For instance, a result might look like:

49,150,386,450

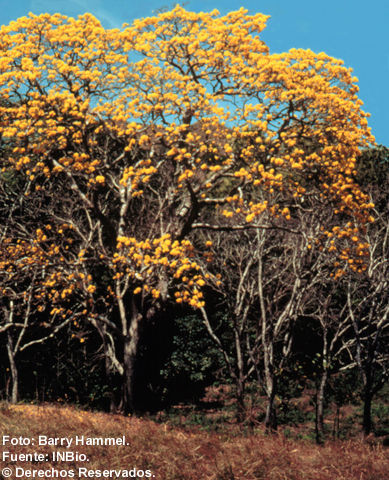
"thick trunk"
315,368,328,444
122,303,143,415
7,332,18,404
122,336,138,414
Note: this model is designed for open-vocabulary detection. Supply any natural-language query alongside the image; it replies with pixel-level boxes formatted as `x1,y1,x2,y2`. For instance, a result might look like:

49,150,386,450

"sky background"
0,0,387,146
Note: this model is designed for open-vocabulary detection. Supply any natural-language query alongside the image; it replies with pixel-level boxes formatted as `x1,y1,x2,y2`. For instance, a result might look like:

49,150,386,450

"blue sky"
0,0,387,145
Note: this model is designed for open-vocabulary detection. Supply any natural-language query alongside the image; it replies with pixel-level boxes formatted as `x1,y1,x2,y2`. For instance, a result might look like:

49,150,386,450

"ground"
0,402,388,479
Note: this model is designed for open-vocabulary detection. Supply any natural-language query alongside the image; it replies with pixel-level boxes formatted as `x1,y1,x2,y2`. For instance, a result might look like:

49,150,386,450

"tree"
304,146,389,440
199,183,374,430
0,7,374,413
0,170,88,403
342,146,389,435
303,280,350,444
199,230,260,421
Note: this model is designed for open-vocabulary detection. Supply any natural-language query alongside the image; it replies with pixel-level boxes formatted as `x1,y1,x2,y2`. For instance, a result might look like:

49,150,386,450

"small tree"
199,230,260,421
0,208,85,402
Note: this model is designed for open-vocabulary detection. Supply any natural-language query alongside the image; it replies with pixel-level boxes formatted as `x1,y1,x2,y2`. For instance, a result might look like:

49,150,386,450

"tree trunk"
6,332,18,404
315,368,328,444
265,386,277,431
235,376,246,423
122,336,138,415
234,326,246,422
122,300,143,415
263,342,277,431
91,318,124,413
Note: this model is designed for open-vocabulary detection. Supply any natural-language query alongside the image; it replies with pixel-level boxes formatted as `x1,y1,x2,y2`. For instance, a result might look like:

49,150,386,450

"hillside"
0,403,388,480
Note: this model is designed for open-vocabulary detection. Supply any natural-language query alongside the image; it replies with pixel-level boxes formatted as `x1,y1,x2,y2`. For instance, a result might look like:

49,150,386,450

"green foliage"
277,402,309,426
159,313,225,404
276,364,307,400
328,371,362,407
372,403,389,436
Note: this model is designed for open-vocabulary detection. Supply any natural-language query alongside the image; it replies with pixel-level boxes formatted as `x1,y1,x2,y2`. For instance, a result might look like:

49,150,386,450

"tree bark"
316,328,329,445
315,368,328,444
234,326,246,422
6,331,18,404
264,383,277,431
122,337,138,414
122,298,143,415
262,331,278,431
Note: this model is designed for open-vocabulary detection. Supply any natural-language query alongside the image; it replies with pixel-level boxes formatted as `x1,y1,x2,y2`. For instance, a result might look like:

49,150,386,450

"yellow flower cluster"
119,159,157,194
0,224,98,321
114,234,206,308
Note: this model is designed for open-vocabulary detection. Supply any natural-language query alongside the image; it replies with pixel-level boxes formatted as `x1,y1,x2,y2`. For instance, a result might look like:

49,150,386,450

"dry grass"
0,403,388,479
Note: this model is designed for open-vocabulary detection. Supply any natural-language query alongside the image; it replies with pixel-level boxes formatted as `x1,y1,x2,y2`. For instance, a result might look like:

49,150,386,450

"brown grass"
0,403,388,479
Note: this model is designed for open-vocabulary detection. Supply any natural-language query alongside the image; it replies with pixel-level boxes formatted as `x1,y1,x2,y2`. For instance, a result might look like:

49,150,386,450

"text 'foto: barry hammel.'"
2,435,127,448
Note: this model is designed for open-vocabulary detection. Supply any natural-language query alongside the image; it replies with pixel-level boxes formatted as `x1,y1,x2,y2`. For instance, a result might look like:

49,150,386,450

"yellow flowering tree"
0,7,374,412
0,170,91,402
